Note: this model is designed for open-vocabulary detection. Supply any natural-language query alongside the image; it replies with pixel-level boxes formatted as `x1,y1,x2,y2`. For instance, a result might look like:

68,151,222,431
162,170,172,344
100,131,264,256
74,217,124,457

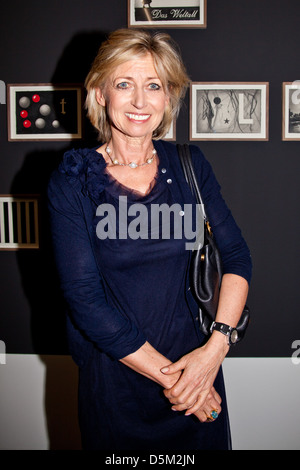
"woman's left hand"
161,333,229,415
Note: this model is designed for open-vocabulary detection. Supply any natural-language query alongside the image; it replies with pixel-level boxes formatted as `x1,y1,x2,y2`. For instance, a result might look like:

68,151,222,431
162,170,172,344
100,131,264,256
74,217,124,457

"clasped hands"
160,342,227,423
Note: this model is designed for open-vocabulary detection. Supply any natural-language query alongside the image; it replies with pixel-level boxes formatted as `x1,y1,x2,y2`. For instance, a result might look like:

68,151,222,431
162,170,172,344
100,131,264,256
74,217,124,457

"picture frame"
190,82,269,141
128,0,207,29
0,194,40,250
282,82,300,141
7,83,83,141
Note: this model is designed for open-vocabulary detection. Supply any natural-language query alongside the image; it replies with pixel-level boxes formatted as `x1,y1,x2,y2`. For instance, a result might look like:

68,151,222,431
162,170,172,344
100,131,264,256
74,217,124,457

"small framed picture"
128,0,207,28
0,194,40,250
190,82,269,141
7,84,83,141
282,82,300,141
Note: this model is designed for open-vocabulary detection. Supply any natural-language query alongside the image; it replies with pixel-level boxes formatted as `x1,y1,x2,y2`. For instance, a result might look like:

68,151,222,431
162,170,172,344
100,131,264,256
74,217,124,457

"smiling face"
96,53,169,142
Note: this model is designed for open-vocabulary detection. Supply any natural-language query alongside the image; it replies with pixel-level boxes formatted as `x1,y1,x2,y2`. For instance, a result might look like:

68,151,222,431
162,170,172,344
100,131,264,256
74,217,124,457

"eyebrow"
113,76,161,82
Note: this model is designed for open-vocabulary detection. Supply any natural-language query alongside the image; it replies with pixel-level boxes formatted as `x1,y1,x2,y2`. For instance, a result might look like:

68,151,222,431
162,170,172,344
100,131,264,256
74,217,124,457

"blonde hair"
85,28,189,142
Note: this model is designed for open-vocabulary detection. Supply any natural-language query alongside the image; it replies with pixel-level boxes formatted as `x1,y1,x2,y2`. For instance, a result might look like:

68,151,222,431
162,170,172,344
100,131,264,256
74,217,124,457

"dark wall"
0,0,299,357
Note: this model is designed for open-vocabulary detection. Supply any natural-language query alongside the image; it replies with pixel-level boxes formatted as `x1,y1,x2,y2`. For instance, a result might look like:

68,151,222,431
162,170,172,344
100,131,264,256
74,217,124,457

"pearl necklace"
105,145,157,169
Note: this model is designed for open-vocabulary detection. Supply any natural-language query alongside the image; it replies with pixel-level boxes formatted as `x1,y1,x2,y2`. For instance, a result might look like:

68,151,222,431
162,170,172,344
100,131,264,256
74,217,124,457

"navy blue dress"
48,141,251,450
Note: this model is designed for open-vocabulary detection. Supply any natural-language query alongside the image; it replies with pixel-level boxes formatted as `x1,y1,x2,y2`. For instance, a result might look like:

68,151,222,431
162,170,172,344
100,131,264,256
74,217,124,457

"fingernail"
161,367,169,373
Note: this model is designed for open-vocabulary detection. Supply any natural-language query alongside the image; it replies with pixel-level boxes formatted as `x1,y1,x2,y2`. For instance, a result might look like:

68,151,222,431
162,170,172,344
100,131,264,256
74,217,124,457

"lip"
125,113,151,122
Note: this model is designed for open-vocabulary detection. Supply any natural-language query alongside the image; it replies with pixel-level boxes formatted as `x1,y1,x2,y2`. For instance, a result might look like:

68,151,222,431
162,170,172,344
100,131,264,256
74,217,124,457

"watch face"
230,329,239,344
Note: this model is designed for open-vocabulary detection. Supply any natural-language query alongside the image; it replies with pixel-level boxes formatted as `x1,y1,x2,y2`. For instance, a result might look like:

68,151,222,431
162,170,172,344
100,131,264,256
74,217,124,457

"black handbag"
177,144,250,341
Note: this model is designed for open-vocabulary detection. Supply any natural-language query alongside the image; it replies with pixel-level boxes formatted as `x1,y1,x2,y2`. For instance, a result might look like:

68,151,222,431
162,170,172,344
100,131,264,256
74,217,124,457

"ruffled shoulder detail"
59,147,109,203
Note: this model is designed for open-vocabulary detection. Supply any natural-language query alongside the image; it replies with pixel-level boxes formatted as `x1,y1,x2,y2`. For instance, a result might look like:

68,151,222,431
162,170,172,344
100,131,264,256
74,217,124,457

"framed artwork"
128,0,207,28
282,82,300,141
190,82,269,141
7,84,83,141
0,195,39,250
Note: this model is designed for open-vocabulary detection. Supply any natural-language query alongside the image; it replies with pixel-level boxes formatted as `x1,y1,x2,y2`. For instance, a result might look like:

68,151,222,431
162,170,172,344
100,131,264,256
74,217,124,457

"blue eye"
117,82,129,89
149,83,160,90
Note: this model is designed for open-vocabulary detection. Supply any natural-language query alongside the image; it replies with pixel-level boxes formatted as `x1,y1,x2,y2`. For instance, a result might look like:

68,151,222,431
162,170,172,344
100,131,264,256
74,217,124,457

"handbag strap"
177,144,207,221
177,144,223,279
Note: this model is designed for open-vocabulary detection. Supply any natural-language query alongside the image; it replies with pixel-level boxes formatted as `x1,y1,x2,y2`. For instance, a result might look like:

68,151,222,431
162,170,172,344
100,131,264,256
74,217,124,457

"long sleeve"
48,170,146,361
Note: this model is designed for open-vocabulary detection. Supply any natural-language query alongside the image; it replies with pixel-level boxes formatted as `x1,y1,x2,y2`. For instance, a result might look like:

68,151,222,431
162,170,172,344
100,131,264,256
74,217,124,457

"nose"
131,86,146,109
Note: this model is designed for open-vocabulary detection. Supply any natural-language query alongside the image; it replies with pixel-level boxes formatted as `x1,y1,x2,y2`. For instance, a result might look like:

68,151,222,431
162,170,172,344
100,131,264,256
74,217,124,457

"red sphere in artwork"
32,94,40,103
20,110,28,118
23,120,31,128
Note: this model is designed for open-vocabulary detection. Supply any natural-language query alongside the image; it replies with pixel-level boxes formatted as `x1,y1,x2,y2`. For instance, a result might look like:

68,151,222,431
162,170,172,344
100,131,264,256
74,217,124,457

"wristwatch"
210,321,239,346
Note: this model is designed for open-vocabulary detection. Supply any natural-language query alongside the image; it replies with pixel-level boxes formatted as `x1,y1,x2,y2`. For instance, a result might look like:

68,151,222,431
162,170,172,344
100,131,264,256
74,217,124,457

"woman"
48,28,252,450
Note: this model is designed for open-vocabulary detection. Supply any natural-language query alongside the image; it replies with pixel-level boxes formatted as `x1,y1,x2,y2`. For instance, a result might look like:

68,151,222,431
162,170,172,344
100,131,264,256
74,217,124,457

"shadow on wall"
10,31,108,450
41,355,82,450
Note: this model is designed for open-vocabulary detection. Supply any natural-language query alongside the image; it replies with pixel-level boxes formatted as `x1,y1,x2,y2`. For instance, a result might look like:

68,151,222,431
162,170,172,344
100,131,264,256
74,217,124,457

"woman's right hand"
191,386,222,423
120,341,222,423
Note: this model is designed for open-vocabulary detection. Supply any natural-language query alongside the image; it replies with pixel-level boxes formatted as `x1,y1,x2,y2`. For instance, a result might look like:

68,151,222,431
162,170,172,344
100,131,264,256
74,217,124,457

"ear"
164,93,171,114
95,87,106,107
164,89,170,107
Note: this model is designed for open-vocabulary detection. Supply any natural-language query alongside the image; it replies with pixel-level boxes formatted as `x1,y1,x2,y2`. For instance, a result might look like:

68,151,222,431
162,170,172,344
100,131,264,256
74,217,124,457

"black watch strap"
210,321,239,345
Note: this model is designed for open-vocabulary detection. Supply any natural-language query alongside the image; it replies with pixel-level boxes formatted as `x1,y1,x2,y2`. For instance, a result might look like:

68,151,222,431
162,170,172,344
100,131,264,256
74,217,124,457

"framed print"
128,0,207,28
0,195,39,250
190,82,269,141
7,84,83,141
282,82,300,140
